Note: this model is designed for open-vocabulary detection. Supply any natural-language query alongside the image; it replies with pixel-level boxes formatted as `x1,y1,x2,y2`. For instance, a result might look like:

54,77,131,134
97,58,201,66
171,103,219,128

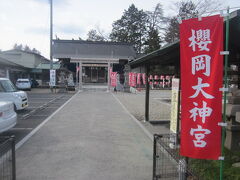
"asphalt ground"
0,88,75,147
16,90,153,180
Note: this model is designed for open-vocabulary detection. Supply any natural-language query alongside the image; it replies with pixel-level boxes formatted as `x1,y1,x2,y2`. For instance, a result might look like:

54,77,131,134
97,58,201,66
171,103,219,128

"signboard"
180,15,223,160
49,69,56,86
110,72,117,87
170,78,180,133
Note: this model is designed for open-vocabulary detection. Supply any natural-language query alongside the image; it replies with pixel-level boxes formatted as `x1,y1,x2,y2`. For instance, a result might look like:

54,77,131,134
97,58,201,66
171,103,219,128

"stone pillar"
107,62,110,92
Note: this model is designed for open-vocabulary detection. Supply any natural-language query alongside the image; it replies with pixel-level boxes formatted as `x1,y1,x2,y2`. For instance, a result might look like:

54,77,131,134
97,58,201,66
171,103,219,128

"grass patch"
188,148,240,180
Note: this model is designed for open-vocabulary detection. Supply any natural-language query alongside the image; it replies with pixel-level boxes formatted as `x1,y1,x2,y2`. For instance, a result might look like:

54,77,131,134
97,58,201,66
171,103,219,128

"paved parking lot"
0,88,75,147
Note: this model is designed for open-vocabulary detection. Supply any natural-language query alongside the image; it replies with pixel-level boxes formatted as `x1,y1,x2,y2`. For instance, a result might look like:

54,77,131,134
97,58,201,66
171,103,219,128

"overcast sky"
0,0,239,58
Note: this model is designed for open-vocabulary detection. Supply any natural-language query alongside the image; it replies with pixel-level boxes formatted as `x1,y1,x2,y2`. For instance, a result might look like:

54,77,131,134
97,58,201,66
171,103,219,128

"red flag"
154,75,159,85
142,73,146,85
131,73,136,87
129,72,136,87
160,75,165,88
165,75,170,87
180,15,223,160
129,72,132,86
111,72,117,87
149,75,153,85
137,73,141,85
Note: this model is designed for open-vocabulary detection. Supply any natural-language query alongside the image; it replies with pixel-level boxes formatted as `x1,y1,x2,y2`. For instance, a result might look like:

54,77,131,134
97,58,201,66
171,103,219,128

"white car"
16,78,31,91
0,78,28,111
0,101,17,133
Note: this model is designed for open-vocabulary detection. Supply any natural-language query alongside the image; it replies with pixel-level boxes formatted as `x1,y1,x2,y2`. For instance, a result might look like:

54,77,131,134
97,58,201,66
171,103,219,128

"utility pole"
50,0,53,69
49,0,54,92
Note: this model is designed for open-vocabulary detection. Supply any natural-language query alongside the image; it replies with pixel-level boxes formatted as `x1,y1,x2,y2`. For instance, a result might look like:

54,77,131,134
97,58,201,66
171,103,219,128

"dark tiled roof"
52,40,136,60
3,49,50,62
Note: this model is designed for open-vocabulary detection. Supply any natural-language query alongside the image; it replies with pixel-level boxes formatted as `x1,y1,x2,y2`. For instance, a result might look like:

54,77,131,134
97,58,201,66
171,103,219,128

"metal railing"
0,136,16,180
153,134,197,180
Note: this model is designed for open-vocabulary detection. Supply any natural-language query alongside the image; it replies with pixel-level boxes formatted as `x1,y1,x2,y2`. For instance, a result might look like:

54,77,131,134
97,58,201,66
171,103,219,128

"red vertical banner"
154,75,159,85
160,75,165,88
137,73,141,85
110,72,117,87
149,75,153,85
76,66,80,72
131,73,136,87
142,73,146,85
129,72,132,86
180,15,223,160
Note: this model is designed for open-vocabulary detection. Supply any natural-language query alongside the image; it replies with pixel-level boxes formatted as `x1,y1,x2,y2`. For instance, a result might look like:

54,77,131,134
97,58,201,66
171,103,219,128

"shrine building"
52,40,136,90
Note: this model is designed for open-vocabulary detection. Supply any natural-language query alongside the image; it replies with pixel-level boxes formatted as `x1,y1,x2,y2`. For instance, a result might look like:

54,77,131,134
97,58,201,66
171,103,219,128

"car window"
0,83,4,92
18,81,29,83
0,80,17,92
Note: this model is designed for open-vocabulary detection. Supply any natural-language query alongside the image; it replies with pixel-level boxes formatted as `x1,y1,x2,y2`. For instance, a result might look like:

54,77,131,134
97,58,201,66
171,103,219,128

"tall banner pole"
220,7,230,180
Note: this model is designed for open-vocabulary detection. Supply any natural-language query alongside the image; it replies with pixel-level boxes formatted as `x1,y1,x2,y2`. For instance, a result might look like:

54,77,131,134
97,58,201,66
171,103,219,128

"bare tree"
24,45,31,52
13,43,23,50
32,48,41,55
86,29,106,41
164,0,222,44
143,3,166,53
13,43,41,54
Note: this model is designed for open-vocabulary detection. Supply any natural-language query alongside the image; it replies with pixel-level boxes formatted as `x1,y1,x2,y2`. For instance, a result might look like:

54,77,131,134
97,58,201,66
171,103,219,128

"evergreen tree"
110,4,148,53
144,29,161,53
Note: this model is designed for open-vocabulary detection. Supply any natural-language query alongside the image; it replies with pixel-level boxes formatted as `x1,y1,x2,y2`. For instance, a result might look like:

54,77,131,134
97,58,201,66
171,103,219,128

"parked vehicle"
31,79,39,88
0,101,17,133
16,78,31,91
0,78,28,111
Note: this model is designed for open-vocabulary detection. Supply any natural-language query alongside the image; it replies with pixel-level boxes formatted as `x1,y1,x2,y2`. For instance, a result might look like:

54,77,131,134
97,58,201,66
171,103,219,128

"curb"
111,93,153,142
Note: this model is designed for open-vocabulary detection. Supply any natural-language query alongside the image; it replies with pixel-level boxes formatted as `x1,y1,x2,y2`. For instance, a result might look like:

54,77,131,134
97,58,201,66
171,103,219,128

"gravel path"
114,90,172,135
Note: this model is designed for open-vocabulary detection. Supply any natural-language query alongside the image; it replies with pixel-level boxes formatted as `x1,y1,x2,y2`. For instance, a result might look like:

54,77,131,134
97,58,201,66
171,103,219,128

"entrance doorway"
83,66,107,83
91,68,98,82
